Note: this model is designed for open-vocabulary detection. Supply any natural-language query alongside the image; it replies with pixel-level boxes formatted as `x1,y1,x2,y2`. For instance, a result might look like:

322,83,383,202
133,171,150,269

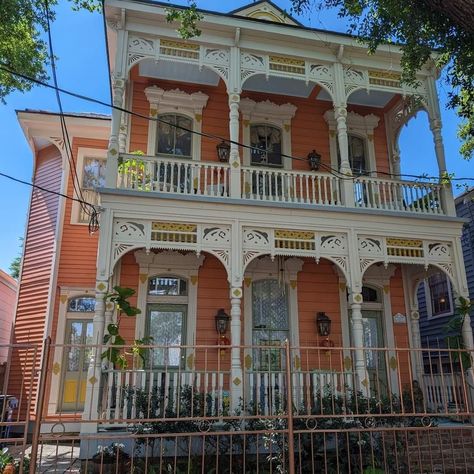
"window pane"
83,158,106,189
148,306,185,367
66,322,83,371
362,286,379,303
148,277,187,296
349,135,366,174
429,273,450,315
68,297,95,312
157,114,192,157
250,125,282,167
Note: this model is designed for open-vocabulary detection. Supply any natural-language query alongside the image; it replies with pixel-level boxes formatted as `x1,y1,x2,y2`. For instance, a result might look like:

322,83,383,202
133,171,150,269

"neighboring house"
417,188,474,369
0,270,17,362
8,1,474,471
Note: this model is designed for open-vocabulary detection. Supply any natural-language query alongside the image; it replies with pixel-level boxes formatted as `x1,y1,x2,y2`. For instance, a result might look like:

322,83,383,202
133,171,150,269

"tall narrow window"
79,157,105,223
252,279,289,370
337,134,368,175
146,276,188,368
428,273,452,316
250,125,282,167
156,114,192,158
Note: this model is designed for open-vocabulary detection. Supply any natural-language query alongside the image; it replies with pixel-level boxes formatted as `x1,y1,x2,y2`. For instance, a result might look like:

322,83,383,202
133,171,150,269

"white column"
409,308,424,382
230,286,243,411
349,291,369,395
228,93,241,199
81,278,108,434
426,76,455,215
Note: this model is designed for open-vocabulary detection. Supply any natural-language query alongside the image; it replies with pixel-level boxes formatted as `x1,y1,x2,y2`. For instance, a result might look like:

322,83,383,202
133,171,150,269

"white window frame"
134,250,205,354
71,147,107,225
49,287,95,415
144,86,208,160
240,98,297,170
323,110,380,174
424,272,454,320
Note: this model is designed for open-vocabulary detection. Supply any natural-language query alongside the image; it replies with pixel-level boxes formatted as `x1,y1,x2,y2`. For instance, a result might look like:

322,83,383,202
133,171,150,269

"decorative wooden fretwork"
159,39,199,60
368,70,401,88
274,230,316,251
269,55,305,75
386,238,423,258
151,222,197,244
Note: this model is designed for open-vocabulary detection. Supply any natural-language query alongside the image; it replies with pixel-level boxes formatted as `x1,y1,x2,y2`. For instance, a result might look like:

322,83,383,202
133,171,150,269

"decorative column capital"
334,104,348,120
411,310,420,321
349,292,363,306
230,287,243,299
229,93,240,105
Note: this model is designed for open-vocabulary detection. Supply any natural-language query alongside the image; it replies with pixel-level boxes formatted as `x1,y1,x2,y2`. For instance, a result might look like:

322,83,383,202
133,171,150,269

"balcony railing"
110,154,451,216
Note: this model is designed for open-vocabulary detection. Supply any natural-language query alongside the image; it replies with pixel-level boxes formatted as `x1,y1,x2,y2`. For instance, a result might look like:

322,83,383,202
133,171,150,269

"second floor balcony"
108,152,448,216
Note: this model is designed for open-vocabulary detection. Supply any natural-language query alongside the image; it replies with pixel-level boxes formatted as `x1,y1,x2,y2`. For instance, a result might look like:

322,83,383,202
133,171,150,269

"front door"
361,310,389,397
60,319,93,411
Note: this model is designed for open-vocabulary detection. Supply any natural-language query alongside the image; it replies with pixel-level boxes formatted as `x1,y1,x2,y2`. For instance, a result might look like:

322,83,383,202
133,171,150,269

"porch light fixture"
216,140,231,162
308,150,321,171
316,312,331,337
215,308,230,335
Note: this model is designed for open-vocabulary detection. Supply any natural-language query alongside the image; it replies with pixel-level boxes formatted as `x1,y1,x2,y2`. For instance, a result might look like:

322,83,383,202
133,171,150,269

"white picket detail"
354,177,444,215
242,167,341,205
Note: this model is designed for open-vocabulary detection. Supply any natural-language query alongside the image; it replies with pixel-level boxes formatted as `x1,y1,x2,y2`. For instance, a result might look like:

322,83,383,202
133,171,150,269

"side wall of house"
10,144,63,413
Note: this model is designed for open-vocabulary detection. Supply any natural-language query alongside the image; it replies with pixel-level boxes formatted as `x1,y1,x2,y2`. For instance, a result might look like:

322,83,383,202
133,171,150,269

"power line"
43,0,99,233
0,171,98,210
2,63,474,184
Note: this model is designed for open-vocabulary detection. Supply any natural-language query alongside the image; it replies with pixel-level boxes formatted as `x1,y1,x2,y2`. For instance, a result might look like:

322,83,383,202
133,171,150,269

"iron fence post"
284,340,295,474
29,337,51,474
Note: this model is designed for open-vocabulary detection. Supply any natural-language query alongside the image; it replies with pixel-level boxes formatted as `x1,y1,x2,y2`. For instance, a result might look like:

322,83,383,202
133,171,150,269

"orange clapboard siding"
10,144,62,415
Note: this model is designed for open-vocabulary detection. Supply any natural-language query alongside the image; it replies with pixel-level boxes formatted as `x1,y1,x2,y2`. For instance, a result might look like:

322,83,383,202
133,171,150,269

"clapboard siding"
418,190,474,347
9,144,62,414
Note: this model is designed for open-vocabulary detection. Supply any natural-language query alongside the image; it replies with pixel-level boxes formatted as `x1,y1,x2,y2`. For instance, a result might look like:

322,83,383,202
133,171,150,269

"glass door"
60,319,93,411
361,310,388,397
146,304,187,368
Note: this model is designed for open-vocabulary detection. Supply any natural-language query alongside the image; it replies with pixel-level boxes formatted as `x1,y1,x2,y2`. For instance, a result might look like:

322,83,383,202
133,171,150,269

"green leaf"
107,323,119,336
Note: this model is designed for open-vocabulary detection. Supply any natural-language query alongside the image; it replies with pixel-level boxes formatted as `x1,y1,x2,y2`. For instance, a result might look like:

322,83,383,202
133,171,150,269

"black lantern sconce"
308,150,321,171
215,308,230,335
216,140,231,163
316,312,331,337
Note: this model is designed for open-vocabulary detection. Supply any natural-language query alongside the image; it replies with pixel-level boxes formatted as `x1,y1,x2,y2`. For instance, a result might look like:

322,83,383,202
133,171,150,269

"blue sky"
0,0,471,273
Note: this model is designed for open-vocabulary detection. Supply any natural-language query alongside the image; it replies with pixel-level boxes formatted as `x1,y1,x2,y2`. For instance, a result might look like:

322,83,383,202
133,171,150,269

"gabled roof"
229,0,302,26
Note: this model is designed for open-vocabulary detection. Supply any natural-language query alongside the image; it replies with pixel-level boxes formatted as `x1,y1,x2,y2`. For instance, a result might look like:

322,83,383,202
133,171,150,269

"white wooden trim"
48,287,96,415
144,87,208,160
71,147,107,225
133,250,205,347
240,98,296,170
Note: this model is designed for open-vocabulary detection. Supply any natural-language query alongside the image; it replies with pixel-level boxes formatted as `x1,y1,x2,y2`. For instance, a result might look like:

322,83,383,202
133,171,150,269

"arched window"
146,276,188,367
362,286,380,303
67,296,95,312
250,124,282,167
156,114,192,158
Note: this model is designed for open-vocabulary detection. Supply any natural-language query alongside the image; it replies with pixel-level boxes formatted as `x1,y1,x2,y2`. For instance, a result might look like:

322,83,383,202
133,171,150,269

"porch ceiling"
139,59,221,86
318,88,395,108
242,74,316,98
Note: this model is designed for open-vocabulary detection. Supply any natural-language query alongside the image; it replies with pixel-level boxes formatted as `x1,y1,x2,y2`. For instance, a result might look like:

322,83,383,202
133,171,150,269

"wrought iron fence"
3,339,474,473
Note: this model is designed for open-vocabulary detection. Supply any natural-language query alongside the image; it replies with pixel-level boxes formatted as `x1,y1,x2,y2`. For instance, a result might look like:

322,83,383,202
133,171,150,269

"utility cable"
2,64,474,185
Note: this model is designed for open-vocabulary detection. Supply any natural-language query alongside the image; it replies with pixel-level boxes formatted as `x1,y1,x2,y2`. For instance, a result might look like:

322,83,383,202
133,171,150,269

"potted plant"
89,443,130,474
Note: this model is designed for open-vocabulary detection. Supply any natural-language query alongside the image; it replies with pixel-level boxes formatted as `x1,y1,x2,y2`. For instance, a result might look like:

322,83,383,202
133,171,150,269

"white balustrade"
241,167,342,206
103,368,227,423
422,373,466,412
354,177,444,215
117,154,230,197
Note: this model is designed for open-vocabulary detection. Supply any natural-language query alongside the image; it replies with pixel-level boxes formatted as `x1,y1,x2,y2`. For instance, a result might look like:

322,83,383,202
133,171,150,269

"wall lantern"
215,309,230,335
216,140,231,162
316,312,331,337
308,150,321,171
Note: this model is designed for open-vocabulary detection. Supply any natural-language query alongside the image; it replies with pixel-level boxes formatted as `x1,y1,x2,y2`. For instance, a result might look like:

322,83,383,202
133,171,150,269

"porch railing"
117,153,230,197
241,167,342,205
110,153,453,215
354,176,444,215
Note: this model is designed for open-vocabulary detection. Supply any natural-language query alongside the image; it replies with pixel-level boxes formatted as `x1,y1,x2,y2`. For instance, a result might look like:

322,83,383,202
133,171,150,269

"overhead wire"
43,0,99,233
2,64,474,185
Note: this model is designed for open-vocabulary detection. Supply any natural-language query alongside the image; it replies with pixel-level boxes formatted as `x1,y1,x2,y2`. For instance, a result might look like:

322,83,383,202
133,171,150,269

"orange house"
11,1,472,448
